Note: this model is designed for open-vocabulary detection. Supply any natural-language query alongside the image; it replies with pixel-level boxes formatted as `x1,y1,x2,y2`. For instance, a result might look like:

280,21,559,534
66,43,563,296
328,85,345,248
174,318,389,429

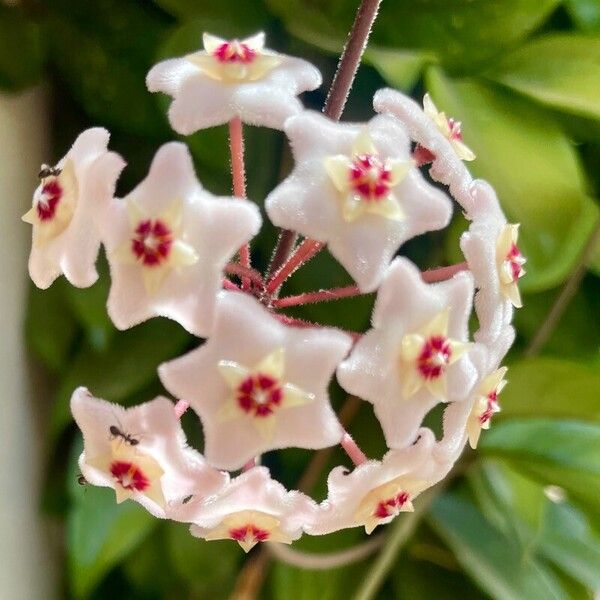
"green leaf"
426,68,600,292
65,259,115,352
166,522,240,596
50,318,190,440
47,0,168,136
470,460,600,591
394,556,486,600
365,47,431,93
154,0,270,30
498,358,600,422
515,277,600,361
67,486,157,599
267,0,560,72
485,34,600,120
480,419,600,512
0,6,45,91
429,493,568,600
25,280,79,373
565,0,600,32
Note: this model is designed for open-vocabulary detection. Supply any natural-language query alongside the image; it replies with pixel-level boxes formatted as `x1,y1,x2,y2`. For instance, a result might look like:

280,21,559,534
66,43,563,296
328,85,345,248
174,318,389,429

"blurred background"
0,0,599,598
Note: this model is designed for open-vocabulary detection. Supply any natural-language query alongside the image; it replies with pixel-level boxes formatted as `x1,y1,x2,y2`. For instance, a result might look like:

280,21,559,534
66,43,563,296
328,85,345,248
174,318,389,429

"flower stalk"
229,116,252,289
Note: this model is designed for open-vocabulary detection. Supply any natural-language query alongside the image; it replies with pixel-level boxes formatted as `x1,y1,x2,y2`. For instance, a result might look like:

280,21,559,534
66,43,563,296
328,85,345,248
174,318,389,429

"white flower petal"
102,142,261,336
159,291,351,470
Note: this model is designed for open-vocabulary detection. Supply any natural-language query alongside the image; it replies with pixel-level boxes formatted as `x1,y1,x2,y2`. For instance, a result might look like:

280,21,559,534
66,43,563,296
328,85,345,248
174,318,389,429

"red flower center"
349,154,392,202
447,117,464,142
213,41,256,64
505,242,525,282
417,335,452,380
236,373,283,418
229,524,270,543
110,460,150,492
479,389,499,425
131,219,173,267
36,179,63,221
373,490,410,519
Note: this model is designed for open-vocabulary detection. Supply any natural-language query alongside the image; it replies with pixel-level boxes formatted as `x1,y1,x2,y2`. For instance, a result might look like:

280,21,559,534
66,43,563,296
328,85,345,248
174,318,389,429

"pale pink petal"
71,387,228,519
266,113,452,292
159,291,351,470
102,142,261,336
337,258,477,448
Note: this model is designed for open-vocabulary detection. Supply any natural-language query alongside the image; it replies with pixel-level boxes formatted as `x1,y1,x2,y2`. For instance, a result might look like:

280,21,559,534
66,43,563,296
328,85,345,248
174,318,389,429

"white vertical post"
0,86,57,599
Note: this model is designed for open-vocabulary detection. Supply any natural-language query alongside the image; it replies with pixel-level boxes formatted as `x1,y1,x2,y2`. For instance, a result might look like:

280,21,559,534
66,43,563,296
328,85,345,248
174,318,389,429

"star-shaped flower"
22,128,125,289
373,89,476,215
437,327,513,463
159,291,352,470
460,182,525,344
265,112,452,292
101,142,261,336
188,467,317,552
421,94,475,162
337,258,477,449
71,387,228,518
312,429,441,535
146,32,322,133
466,366,507,449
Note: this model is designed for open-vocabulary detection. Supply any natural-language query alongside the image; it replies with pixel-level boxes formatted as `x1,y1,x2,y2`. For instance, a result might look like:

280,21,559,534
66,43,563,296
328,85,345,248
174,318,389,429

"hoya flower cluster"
24,32,524,551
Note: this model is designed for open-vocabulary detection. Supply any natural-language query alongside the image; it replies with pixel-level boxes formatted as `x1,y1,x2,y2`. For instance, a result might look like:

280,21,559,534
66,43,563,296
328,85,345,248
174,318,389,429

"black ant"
109,425,140,446
182,495,193,504
38,164,62,180
77,473,89,486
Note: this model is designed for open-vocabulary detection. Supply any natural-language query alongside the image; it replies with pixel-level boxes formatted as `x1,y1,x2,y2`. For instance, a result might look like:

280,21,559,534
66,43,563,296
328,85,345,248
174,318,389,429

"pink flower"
101,142,261,336
71,387,228,518
187,467,317,552
146,32,321,133
159,291,352,470
337,258,476,449
461,181,525,345
313,430,441,535
22,128,124,289
265,111,452,292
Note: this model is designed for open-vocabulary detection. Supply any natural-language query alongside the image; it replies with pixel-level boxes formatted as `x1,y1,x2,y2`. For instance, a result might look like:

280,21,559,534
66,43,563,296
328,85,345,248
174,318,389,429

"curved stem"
267,535,385,570
353,486,439,600
229,117,251,290
224,262,264,288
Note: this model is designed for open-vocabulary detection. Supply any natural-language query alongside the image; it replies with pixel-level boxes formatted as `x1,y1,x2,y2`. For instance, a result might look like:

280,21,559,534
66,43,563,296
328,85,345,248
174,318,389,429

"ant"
38,164,62,180
77,473,89,486
182,495,193,504
109,425,140,446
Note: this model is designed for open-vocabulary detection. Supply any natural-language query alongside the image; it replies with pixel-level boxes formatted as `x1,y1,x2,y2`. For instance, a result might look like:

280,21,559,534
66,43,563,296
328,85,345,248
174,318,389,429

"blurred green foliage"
3,0,599,598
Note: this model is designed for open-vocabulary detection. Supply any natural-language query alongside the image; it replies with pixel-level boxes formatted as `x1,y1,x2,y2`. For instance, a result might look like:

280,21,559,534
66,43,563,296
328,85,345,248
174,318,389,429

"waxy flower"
22,128,124,289
159,291,352,470
146,32,322,133
337,258,476,448
420,94,475,162
373,89,476,215
71,387,228,518
466,366,507,449
461,182,525,344
266,112,452,292
101,142,261,336
313,430,440,535
189,467,316,551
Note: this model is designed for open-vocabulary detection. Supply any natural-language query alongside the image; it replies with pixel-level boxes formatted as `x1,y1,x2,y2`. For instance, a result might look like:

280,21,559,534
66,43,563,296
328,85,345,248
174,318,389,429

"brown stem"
272,284,364,308
323,0,383,120
266,239,324,295
229,117,252,290
267,229,298,281
421,262,469,283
